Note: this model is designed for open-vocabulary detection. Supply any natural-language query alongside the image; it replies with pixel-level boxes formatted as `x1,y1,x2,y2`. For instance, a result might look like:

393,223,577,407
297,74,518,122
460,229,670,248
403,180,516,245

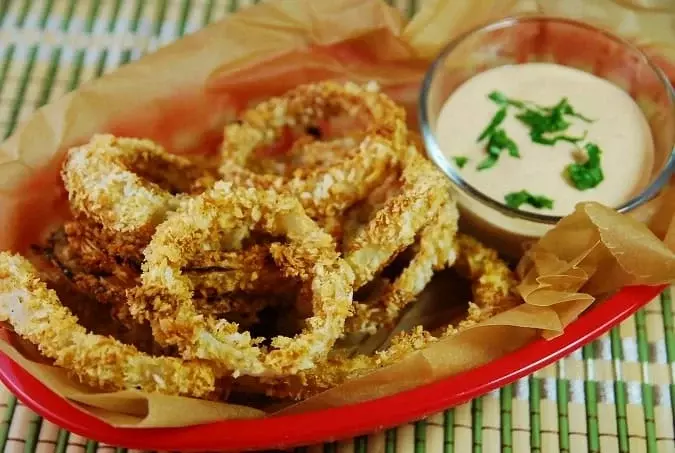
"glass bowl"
419,15,675,258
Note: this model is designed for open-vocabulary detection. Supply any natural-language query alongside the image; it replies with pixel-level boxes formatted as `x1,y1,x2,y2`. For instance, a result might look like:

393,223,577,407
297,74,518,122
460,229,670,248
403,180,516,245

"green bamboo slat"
529,377,542,453
54,429,69,453
37,0,55,29
95,49,109,78
107,0,124,34
153,0,169,38
15,0,32,28
443,409,454,453
229,0,240,14
634,309,658,453
385,428,397,453
59,0,78,32
556,375,570,453
0,0,10,27
582,344,601,453
414,420,426,453
0,396,17,453
661,289,675,435
202,0,216,27
120,0,146,65
4,45,38,139
471,397,483,453
354,434,368,453
178,0,193,37
500,384,513,453
84,0,103,34
25,412,43,453
0,44,16,94
35,47,61,108
85,439,98,453
610,327,630,453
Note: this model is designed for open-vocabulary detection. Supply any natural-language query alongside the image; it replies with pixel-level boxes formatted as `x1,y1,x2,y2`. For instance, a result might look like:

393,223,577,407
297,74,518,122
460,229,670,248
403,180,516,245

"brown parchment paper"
0,0,675,428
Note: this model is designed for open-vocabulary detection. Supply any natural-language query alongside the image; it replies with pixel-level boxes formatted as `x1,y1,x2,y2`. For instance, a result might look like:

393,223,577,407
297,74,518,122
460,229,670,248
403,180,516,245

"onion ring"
344,145,453,289
131,181,355,377
0,253,219,397
41,227,282,332
219,81,406,218
345,198,460,334
253,233,519,399
61,134,211,261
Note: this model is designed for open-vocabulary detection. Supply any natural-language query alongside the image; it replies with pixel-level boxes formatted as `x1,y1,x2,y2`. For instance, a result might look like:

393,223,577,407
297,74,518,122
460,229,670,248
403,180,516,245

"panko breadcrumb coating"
252,234,519,400
0,80,524,402
132,181,355,377
219,81,406,219
0,253,220,397
61,134,212,260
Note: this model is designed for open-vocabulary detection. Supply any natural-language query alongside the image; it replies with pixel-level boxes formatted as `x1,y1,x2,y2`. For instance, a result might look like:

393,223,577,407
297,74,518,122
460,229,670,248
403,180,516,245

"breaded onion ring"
346,199,460,334
0,253,218,397
255,234,520,399
41,227,281,332
61,134,210,260
219,81,406,218
131,181,355,377
344,146,452,289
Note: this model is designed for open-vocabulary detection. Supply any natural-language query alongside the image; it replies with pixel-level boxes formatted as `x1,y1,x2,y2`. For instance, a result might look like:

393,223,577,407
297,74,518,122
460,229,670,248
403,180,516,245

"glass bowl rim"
418,14,675,225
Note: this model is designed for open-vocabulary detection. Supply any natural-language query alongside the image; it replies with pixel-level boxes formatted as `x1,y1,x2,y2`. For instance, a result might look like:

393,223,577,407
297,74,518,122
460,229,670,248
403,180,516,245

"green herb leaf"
488,91,525,108
476,128,520,170
530,129,587,146
477,154,498,171
453,156,469,168
477,107,507,142
566,142,604,190
504,190,554,210
560,102,594,123
490,129,520,158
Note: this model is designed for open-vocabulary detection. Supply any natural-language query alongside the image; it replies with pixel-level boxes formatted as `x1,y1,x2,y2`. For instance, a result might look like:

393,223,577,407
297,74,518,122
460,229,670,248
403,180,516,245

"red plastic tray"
0,284,664,451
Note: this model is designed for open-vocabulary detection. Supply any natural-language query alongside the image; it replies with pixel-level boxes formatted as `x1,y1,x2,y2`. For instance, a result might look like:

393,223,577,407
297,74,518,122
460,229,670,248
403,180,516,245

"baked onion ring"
345,198,460,334
61,134,212,261
254,233,519,400
344,145,453,289
219,81,406,218
131,181,355,377
0,253,219,397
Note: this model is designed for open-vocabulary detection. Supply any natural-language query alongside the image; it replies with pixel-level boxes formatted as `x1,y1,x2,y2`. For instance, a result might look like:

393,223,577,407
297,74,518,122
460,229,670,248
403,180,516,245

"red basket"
0,284,664,452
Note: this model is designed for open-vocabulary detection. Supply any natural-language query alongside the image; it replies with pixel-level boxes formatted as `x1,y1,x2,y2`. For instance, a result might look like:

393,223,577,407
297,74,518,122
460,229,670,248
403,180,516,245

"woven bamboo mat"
0,1,674,452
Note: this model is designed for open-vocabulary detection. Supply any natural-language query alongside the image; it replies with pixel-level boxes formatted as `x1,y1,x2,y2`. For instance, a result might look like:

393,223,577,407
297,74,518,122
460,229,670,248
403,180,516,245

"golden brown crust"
133,181,355,377
0,253,220,397
219,81,406,218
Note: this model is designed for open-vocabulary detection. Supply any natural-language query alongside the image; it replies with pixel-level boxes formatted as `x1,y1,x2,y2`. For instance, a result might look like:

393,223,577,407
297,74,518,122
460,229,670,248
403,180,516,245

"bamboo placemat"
0,1,674,452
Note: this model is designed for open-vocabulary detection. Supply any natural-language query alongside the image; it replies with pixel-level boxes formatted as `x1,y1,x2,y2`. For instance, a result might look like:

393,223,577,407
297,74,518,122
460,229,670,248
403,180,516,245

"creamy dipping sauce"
435,63,655,217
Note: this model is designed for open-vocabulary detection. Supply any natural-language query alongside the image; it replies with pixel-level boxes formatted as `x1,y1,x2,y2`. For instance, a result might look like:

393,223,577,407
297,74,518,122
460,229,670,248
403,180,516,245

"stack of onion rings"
132,181,354,377
219,81,407,219
0,80,522,400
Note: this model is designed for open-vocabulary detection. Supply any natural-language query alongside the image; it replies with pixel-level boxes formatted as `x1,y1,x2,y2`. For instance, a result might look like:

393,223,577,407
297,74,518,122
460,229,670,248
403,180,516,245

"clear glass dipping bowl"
419,16,675,258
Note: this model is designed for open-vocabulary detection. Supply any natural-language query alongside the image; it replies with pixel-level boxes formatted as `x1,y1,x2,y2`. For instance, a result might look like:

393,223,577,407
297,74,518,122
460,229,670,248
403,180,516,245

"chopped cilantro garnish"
453,156,469,168
476,106,519,170
479,91,599,182
566,143,604,190
477,128,519,170
530,129,587,146
504,190,554,210
488,90,525,109
477,107,507,142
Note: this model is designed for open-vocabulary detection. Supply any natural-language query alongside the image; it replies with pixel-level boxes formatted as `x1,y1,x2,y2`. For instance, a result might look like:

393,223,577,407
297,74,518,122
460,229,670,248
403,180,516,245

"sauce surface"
435,63,655,216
